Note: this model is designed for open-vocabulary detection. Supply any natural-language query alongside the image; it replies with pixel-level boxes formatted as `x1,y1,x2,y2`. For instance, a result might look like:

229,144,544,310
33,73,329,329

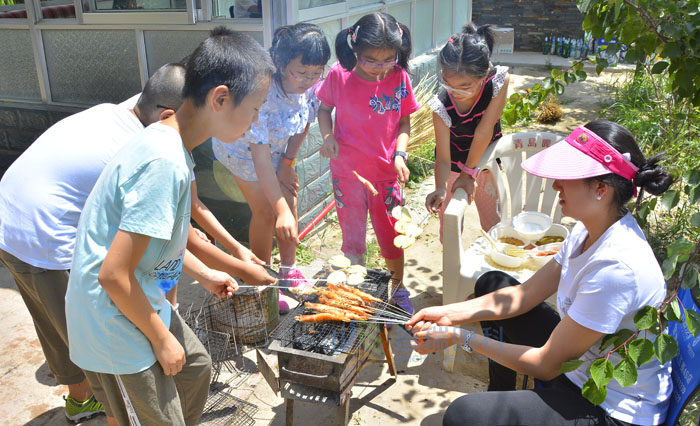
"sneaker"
278,290,298,314
279,267,311,289
391,288,414,316
65,394,105,423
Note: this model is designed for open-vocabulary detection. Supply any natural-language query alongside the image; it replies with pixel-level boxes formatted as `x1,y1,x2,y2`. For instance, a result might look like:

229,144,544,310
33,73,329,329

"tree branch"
622,0,668,44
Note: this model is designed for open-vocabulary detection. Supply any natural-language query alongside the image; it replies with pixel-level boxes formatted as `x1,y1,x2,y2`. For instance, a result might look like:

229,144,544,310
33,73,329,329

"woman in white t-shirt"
407,120,675,426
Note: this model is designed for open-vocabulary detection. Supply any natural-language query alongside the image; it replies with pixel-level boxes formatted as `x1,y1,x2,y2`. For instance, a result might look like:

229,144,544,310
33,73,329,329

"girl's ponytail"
475,24,495,57
335,26,358,71
397,22,412,72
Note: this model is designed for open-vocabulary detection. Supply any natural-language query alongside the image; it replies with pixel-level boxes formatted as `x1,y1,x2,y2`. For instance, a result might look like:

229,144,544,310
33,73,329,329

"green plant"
406,139,436,185
364,240,383,269
295,244,314,266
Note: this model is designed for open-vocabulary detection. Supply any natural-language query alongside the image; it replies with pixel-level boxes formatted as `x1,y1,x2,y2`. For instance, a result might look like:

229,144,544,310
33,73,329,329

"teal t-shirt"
66,123,194,375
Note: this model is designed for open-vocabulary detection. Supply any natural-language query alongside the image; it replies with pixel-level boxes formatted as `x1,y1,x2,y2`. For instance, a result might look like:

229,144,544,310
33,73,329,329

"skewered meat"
304,302,369,321
318,296,373,316
338,282,383,304
295,313,350,323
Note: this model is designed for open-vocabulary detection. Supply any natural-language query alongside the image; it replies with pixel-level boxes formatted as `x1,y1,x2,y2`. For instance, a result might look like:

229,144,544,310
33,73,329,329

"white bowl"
512,212,553,242
533,223,569,246
488,223,527,247
490,247,524,269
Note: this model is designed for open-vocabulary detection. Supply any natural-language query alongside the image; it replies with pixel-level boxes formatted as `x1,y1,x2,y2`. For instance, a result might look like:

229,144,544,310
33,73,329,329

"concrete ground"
0,51,622,425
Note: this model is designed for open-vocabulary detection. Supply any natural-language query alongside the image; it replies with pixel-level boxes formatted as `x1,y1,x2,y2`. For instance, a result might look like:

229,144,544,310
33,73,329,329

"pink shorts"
332,174,403,260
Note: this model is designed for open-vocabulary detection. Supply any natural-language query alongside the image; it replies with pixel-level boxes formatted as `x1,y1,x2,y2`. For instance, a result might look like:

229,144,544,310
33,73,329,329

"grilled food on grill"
338,282,383,304
304,302,369,321
295,313,350,323
328,255,352,269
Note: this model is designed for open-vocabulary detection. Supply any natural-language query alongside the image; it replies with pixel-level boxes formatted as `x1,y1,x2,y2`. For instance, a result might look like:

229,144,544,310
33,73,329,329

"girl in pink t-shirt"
316,12,420,314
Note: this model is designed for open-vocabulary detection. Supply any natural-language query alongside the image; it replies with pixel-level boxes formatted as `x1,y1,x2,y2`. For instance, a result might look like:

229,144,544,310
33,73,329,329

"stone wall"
0,105,79,178
471,0,585,52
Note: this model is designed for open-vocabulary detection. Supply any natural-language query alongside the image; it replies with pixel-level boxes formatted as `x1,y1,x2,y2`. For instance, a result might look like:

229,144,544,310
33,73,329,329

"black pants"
442,271,635,426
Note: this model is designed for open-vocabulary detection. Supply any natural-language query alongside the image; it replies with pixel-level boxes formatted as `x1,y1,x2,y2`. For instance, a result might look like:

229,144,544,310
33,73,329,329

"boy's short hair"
183,27,275,107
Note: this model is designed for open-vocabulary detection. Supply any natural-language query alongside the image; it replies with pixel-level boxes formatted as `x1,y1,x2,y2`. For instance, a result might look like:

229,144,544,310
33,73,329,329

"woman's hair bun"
635,152,674,196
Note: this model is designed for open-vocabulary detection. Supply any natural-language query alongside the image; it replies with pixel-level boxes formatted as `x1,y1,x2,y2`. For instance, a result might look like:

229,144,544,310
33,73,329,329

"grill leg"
380,325,398,378
285,398,294,426
336,397,350,426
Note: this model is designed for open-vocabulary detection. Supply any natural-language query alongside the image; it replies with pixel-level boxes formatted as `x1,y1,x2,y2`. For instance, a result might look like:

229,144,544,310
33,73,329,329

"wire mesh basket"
197,389,258,426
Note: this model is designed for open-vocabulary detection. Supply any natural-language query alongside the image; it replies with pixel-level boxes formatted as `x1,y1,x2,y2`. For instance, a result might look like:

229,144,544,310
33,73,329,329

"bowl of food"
528,242,563,268
512,212,553,242
533,223,569,246
488,223,527,248
489,246,524,269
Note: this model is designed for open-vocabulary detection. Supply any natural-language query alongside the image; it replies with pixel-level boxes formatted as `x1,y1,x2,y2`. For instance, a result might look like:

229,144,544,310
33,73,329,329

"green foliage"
405,140,435,186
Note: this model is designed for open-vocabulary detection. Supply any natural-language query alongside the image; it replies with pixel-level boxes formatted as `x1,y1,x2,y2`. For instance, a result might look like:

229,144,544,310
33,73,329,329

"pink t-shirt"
316,62,420,181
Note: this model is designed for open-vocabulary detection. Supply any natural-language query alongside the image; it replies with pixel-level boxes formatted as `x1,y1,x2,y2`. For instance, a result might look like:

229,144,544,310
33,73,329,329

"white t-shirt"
0,104,144,269
554,213,672,425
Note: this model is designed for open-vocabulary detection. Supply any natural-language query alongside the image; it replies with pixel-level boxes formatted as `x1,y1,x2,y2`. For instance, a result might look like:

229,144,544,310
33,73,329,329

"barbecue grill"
257,269,400,426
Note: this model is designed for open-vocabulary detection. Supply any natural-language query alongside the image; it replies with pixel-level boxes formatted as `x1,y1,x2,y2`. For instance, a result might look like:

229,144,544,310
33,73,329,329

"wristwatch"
460,330,475,353
393,150,408,161
282,156,296,167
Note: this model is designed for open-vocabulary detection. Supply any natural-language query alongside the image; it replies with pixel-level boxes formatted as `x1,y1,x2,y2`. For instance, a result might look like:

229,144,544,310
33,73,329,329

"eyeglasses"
357,54,398,70
156,104,177,111
439,74,483,97
286,67,325,83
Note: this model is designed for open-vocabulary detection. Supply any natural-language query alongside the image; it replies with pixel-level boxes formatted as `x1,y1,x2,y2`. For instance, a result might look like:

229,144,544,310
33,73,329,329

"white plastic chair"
441,131,564,371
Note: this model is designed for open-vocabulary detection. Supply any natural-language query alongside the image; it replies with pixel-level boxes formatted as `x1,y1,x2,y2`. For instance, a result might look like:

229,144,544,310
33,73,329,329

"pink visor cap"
521,126,639,185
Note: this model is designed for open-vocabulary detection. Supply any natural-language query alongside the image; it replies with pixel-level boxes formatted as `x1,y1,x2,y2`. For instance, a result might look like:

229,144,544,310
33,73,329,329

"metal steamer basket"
257,269,400,426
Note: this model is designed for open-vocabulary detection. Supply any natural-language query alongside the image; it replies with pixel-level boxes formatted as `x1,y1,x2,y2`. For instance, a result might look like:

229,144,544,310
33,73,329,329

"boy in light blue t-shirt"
65,27,274,426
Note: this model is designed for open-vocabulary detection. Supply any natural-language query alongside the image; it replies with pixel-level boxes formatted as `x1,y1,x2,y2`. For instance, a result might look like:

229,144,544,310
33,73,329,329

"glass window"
437,0,453,44
414,0,433,54
0,0,28,19
455,0,469,29
387,2,410,31
40,0,77,19
346,0,379,8
212,0,262,19
81,0,185,12
299,0,343,10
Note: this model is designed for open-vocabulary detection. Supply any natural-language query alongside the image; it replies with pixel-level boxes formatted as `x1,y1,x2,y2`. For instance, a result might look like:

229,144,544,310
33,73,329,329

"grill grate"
270,269,398,355
197,389,258,426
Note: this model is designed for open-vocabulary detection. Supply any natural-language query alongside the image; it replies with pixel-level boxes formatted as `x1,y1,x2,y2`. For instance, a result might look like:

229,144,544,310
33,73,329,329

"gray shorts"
0,249,85,385
84,309,212,425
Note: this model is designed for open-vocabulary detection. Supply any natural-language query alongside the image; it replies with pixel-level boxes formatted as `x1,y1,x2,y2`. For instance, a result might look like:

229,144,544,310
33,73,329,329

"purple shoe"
391,288,414,315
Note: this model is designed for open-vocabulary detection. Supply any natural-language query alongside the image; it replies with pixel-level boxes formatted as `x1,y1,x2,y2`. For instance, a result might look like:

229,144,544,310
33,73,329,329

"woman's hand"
394,156,410,183
320,136,339,159
452,173,476,204
198,268,238,298
152,332,186,376
277,162,299,197
425,188,447,213
406,305,456,330
409,325,463,355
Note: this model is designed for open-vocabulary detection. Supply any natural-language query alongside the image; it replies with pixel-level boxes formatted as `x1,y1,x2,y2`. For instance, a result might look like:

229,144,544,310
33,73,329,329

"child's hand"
153,332,186,376
277,164,299,197
320,136,339,159
199,268,238,297
394,156,410,183
452,173,476,205
241,263,277,286
425,188,446,213
275,210,299,244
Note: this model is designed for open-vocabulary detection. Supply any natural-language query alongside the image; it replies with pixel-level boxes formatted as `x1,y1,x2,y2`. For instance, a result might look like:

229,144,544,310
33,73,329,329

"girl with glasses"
212,23,331,312
425,23,510,238
316,12,420,314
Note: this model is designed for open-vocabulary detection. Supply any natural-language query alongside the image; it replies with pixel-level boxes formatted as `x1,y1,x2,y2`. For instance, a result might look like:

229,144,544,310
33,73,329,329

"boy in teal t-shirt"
65,27,273,426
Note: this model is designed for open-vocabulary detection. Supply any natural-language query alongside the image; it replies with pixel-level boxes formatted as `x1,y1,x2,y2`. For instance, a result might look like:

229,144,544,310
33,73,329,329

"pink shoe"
279,267,312,288
279,290,292,314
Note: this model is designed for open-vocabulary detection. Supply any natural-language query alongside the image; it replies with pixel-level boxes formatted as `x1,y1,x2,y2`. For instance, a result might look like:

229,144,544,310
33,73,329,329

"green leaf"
502,107,516,125
682,269,700,290
596,64,605,75
563,72,576,84
628,339,655,366
542,77,555,90
686,309,700,337
664,298,683,323
575,70,588,81
691,185,700,204
634,306,658,330
582,377,607,405
664,42,681,58
560,359,584,373
650,316,668,336
660,189,680,210
613,329,635,349
590,358,614,388
614,358,638,387
662,256,678,280
668,239,695,258
651,61,669,74
551,69,563,78
599,333,618,352
654,334,679,364
555,82,565,96
508,93,522,103
686,169,700,185
528,92,539,106
614,0,623,20
691,212,700,229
